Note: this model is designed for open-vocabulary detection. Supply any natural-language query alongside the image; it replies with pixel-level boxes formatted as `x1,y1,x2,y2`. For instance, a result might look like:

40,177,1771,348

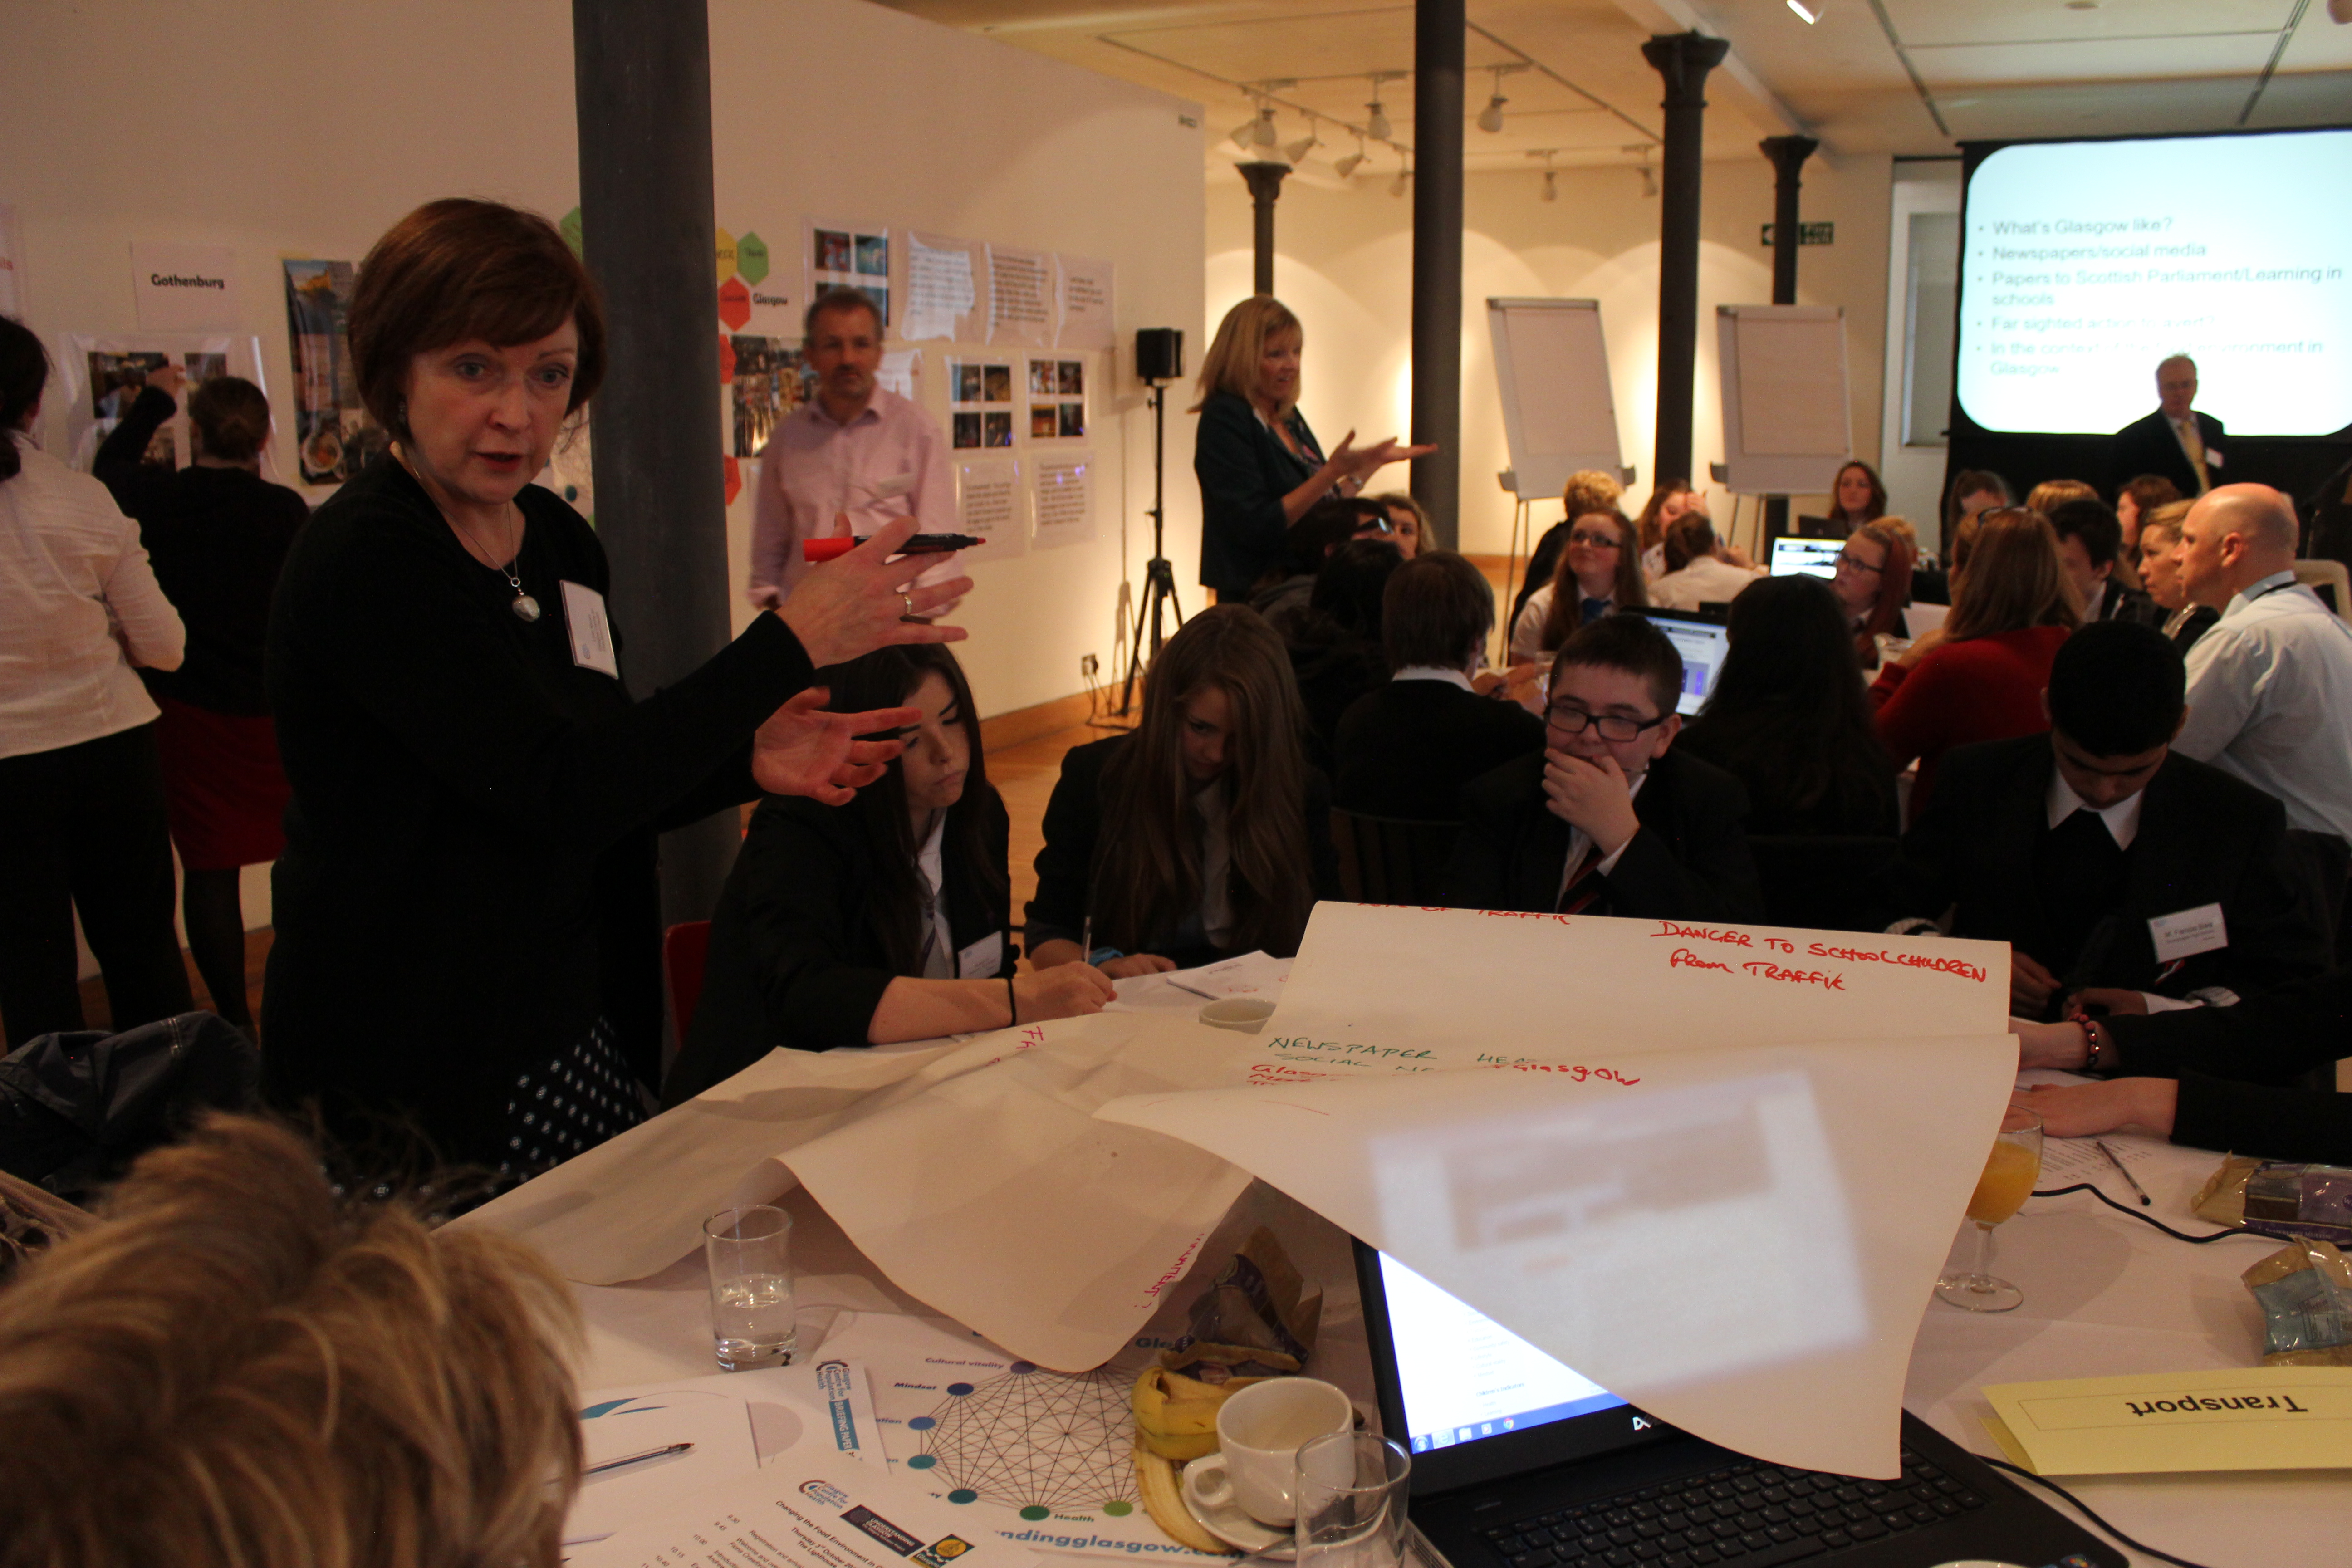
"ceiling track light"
1529,149,1558,203
1334,135,1368,179
1477,66,1509,133
1787,0,1823,20
1231,97,1264,150
1389,157,1412,199
1363,72,1403,142
1253,104,1279,148
1283,116,1321,165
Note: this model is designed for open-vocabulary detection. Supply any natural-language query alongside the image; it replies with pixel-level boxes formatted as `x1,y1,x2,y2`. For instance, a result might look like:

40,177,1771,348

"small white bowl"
1198,998,1276,1034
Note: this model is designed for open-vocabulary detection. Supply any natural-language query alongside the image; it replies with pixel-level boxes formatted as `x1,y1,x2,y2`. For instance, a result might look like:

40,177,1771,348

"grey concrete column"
573,0,738,936
1411,0,1465,549
1760,134,1818,539
1640,31,1729,491
1238,162,1289,296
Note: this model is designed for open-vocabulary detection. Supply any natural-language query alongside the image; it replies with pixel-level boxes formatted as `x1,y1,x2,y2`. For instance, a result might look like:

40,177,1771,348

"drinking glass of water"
704,1204,796,1370
1296,1431,1412,1568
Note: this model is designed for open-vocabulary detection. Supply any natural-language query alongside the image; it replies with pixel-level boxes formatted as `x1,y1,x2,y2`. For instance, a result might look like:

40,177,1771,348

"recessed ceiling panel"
1911,34,2280,86
1882,0,2297,49
1936,75,2272,139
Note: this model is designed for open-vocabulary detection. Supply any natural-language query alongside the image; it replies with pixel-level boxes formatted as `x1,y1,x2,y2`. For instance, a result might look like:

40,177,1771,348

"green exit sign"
1760,221,1835,247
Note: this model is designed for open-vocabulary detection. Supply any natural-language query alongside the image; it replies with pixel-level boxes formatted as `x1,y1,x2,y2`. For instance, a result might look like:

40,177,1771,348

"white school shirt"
747,389,956,604
1647,555,1764,612
915,812,954,979
0,434,185,760
1557,772,1648,902
2176,569,2352,843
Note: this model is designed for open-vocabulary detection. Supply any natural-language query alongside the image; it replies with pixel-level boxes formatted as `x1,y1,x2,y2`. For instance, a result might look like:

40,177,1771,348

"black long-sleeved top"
662,788,1014,1105
2103,968,2352,1163
1025,734,1339,968
93,385,309,714
1194,391,1325,598
261,456,813,1163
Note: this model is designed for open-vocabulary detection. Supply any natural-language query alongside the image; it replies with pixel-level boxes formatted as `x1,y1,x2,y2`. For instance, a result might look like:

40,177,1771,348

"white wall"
3,0,1203,964
1205,152,1895,558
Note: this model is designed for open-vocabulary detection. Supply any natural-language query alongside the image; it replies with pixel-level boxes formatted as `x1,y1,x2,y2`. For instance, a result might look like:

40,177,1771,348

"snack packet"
1157,1224,1324,1382
2192,1156,2352,1245
2242,1236,2352,1366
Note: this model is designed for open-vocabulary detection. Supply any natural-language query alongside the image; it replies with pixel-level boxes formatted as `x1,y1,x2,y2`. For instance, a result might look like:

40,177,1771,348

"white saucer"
1179,1454,1297,1559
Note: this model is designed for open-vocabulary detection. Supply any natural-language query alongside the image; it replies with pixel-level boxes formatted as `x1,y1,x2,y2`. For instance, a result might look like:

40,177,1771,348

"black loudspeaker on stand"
1121,329,1184,716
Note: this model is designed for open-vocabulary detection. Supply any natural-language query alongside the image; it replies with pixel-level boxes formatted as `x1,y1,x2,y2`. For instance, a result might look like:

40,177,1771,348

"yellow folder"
1980,1368,2352,1475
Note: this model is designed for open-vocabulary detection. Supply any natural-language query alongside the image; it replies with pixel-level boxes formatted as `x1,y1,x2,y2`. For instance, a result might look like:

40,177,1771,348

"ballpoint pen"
2095,1139,2151,1206
583,1441,694,1477
1082,913,1093,966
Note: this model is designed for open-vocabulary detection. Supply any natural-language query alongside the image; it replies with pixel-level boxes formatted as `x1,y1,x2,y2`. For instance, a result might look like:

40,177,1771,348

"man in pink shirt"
748,287,956,607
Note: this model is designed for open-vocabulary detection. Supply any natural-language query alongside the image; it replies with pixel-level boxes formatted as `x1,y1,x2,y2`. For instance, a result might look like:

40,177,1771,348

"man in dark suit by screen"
2112,354,2224,498
1884,621,2328,1022
1443,616,1763,922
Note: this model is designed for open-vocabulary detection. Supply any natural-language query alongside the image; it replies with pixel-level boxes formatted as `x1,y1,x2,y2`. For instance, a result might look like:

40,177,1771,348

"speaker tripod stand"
1118,377,1181,716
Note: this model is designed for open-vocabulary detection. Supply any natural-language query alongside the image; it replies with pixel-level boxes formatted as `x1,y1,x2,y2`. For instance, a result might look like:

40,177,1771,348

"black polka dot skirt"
495,1015,647,1178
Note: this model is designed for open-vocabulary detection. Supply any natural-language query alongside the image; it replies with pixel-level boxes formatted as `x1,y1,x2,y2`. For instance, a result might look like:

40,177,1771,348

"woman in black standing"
263,199,966,1175
94,368,307,1036
1191,295,1430,602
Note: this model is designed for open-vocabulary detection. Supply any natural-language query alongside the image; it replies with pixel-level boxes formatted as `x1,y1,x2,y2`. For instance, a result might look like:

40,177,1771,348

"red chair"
663,920,713,1044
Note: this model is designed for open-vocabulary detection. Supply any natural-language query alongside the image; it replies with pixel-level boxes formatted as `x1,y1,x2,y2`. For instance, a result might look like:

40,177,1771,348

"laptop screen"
1379,1251,1627,1454
1628,609,1731,717
1769,537,1842,580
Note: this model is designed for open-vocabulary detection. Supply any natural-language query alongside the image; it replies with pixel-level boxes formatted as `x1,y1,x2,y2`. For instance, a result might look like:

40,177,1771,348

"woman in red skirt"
95,366,307,1036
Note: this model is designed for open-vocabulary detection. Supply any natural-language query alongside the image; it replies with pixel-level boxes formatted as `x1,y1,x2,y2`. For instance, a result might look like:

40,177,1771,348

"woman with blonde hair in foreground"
0,1116,580,1568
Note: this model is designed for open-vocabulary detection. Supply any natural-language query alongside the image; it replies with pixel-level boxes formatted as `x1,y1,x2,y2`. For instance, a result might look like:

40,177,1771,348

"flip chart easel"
1488,298,1631,615
1714,305,1850,558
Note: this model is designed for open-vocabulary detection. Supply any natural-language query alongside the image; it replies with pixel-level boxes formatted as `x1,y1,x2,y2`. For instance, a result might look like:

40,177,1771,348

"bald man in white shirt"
2172,484,2352,843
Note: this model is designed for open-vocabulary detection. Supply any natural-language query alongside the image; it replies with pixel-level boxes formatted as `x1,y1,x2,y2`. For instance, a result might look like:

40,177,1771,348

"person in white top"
0,317,192,1045
1646,514,1763,612
2172,483,2352,843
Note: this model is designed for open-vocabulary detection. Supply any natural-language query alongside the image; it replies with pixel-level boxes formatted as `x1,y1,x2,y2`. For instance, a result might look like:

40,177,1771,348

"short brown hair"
348,198,605,444
2025,477,2097,517
1383,550,1494,670
1947,507,2081,641
1561,470,1624,520
0,1116,582,1568
804,284,882,343
188,375,270,464
1553,612,1684,718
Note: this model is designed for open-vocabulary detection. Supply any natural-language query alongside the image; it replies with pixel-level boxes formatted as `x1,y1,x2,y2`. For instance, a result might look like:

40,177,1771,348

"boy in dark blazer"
1886,620,2329,1020
1443,615,1763,922
1333,550,1544,822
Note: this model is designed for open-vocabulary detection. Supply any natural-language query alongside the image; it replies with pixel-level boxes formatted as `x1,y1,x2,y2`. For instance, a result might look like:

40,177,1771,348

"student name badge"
560,580,619,678
956,931,1003,979
2149,902,2227,964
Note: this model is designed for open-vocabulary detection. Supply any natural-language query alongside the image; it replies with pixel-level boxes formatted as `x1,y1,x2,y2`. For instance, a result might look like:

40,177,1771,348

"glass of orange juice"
1936,1105,2043,1313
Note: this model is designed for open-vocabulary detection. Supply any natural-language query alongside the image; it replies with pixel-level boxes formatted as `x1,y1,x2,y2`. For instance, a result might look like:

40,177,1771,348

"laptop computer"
1354,1241,2124,1568
1626,608,1730,718
1768,538,1843,582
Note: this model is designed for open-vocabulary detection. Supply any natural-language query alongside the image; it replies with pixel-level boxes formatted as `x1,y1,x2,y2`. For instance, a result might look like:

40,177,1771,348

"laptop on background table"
1768,537,1844,582
1353,1241,2122,1568
1626,608,1730,719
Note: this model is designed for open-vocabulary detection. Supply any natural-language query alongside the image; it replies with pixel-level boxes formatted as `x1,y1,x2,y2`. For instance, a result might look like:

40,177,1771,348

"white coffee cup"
1198,997,1276,1034
1181,1377,1355,1525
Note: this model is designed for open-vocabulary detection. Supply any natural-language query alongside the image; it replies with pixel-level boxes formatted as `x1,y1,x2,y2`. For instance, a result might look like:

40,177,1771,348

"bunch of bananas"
1131,1366,1262,1461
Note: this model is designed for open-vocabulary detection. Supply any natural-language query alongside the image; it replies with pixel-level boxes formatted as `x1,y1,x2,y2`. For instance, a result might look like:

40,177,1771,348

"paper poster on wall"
878,348,919,402
1026,356,1087,442
1032,450,1093,549
56,333,265,477
807,219,889,330
947,356,1014,450
0,204,23,317
131,242,239,331
728,335,810,458
902,231,981,343
954,456,1025,561
1054,253,1114,351
283,259,387,488
986,243,1052,348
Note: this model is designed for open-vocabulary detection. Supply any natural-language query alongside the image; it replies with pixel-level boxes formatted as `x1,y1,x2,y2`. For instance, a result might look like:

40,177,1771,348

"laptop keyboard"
1480,1446,1988,1568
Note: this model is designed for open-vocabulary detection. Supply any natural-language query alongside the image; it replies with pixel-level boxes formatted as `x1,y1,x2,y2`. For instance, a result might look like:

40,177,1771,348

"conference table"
573,1052,2345,1568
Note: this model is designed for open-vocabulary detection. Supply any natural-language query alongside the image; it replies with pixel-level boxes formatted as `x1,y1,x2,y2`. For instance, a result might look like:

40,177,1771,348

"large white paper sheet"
1086,905,2020,1478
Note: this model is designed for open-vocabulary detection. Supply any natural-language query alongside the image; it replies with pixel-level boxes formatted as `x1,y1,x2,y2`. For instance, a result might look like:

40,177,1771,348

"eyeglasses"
1567,531,1622,550
1545,702,1666,742
1835,551,1884,574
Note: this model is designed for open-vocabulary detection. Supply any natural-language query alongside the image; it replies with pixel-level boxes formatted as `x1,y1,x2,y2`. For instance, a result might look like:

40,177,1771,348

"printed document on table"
1105,950,1290,1012
569,1454,1046,1568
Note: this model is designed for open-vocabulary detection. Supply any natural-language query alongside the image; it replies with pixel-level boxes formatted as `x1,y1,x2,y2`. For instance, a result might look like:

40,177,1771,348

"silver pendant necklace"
400,448,538,621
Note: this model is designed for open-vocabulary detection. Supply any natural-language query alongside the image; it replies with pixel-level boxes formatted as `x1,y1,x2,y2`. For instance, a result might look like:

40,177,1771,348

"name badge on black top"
956,931,1004,978
560,580,619,677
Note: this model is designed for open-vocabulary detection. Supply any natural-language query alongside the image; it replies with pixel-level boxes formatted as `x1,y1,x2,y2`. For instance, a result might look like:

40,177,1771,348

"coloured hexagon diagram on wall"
719,275,751,331
559,206,584,258
738,231,770,286
718,333,737,383
715,225,737,284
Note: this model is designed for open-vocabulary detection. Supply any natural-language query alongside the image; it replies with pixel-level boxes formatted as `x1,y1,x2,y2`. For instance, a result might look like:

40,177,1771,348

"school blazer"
1441,746,1765,923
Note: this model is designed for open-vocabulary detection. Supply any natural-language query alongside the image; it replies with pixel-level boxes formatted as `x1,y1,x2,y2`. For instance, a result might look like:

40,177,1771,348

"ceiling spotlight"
1787,0,1823,20
1365,74,1396,141
1231,98,1263,149
1477,67,1509,133
1284,117,1321,165
1334,136,1368,179
1389,158,1412,198
1542,170,1558,201
1253,104,1280,148
1641,164,1659,198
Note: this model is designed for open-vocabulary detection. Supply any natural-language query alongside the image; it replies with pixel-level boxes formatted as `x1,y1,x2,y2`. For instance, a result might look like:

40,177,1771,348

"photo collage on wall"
948,358,1014,450
1027,357,1086,441
82,349,226,471
284,259,389,485
731,337,812,458
811,225,889,329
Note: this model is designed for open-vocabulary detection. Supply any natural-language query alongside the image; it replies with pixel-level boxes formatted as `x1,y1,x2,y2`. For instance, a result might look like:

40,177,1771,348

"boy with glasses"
1443,616,1763,921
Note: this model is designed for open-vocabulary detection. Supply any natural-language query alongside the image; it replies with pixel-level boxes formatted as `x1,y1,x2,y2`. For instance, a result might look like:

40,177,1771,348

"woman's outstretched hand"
777,515,973,668
753,687,920,804
1326,429,1439,481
